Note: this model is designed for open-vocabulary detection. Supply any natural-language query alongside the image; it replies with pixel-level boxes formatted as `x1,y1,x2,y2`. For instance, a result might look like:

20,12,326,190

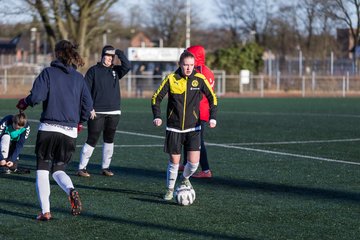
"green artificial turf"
0,97,359,240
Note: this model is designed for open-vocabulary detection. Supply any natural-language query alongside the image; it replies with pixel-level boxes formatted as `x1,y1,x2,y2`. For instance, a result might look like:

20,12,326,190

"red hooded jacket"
187,45,215,122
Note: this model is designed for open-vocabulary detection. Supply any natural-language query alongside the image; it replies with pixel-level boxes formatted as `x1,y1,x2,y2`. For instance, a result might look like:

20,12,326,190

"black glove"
115,49,122,56
16,98,28,111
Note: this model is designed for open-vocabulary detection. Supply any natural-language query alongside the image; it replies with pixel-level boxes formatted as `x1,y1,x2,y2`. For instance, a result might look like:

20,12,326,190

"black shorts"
35,131,76,172
164,131,201,154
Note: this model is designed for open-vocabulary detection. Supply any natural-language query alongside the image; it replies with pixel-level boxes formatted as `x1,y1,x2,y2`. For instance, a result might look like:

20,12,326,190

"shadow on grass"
80,211,249,240
130,197,178,206
79,164,360,204
3,164,360,205
68,164,165,179
194,177,360,203
0,199,49,220
78,183,161,198
0,198,250,240
0,208,35,220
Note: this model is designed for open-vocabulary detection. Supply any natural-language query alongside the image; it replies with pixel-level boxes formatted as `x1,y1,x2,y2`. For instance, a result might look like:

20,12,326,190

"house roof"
0,34,21,53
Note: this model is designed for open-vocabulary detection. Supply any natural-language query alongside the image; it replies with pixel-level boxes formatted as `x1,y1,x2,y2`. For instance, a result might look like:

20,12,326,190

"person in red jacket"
181,45,215,178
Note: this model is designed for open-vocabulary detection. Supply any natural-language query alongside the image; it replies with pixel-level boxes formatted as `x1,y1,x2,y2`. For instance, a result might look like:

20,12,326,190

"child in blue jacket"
0,112,30,173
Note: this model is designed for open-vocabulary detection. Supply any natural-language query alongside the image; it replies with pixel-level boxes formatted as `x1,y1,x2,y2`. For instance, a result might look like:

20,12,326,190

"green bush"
208,42,264,74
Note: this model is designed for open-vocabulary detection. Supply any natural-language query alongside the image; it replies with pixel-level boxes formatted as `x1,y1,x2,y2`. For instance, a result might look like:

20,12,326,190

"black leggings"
183,120,209,170
86,114,120,147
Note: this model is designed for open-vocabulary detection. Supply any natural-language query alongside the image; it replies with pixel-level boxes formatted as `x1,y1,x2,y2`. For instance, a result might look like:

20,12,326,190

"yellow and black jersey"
151,68,217,132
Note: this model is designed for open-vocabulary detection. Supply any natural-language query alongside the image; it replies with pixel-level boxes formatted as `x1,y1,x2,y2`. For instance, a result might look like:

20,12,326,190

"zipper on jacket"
168,108,174,119
182,78,187,130
193,109,198,119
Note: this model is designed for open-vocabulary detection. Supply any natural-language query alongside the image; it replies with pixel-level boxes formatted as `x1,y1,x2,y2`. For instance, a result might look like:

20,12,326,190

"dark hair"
55,40,85,67
179,50,195,64
12,112,27,127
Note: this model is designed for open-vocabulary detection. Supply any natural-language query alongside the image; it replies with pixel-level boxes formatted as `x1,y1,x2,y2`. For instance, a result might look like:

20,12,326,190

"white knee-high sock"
52,170,74,196
183,162,199,179
36,170,51,214
79,143,94,170
0,134,10,158
166,162,179,190
102,143,114,169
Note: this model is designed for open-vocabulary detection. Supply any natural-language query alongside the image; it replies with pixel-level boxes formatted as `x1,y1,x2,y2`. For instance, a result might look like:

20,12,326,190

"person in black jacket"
0,112,30,174
151,50,217,201
77,45,131,177
16,40,94,221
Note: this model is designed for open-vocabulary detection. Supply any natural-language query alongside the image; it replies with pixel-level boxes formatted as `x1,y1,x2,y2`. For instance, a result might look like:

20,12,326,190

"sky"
0,0,219,27
112,0,219,28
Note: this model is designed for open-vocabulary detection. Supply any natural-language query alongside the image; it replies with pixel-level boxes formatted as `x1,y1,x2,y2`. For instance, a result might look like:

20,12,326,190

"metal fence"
219,71,360,97
1,69,360,98
264,53,359,77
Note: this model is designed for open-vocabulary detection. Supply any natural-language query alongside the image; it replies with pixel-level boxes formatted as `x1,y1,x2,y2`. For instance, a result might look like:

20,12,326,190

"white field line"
12,110,360,118
116,130,165,139
207,143,360,166
227,138,360,146
21,118,360,166
23,144,164,148
221,111,360,118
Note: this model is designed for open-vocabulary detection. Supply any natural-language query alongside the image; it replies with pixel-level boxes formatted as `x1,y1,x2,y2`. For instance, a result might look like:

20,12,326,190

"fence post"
342,76,346,98
217,76,222,95
330,51,334,76
276,71,280,91
260,75,264,98
302,76,305,97
346,71,349,92
239,74,243,94
312,71,316,92
127,73,132,97
222,70,226,95
4,69,7,94
299,50,303,77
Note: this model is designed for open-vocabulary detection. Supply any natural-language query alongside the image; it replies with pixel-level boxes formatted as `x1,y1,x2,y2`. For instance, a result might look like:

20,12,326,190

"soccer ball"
174,184,196,206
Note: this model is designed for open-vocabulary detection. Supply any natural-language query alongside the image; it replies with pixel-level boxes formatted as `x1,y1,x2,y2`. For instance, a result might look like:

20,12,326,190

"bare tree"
297,0,322,52
215,0,273,45
291,0,338,59
327,0,360,53
145,0,187,47
265,4,301,53
24,0,118,60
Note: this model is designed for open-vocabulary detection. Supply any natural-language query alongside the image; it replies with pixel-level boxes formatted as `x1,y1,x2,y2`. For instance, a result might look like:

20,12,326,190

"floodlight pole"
30,27,37,64
299,49,303,77
103,29,111,46
185,0,191,48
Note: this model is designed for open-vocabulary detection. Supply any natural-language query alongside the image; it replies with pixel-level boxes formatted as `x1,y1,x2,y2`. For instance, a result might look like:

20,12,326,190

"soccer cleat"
77,169,90,177
178,165,185,172
163,188,174,201
102,168,114,176
181,177,193,189
36,212,52,221
0,167,11,174
69,189,82,215
11,168,31,174
192,170,212,178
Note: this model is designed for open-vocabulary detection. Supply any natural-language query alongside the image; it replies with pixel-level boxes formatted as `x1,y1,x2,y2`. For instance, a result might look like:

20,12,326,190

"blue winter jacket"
25,60,93,127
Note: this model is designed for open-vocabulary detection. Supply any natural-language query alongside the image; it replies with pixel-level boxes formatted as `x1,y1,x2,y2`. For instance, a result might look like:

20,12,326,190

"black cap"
102,45,115,57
